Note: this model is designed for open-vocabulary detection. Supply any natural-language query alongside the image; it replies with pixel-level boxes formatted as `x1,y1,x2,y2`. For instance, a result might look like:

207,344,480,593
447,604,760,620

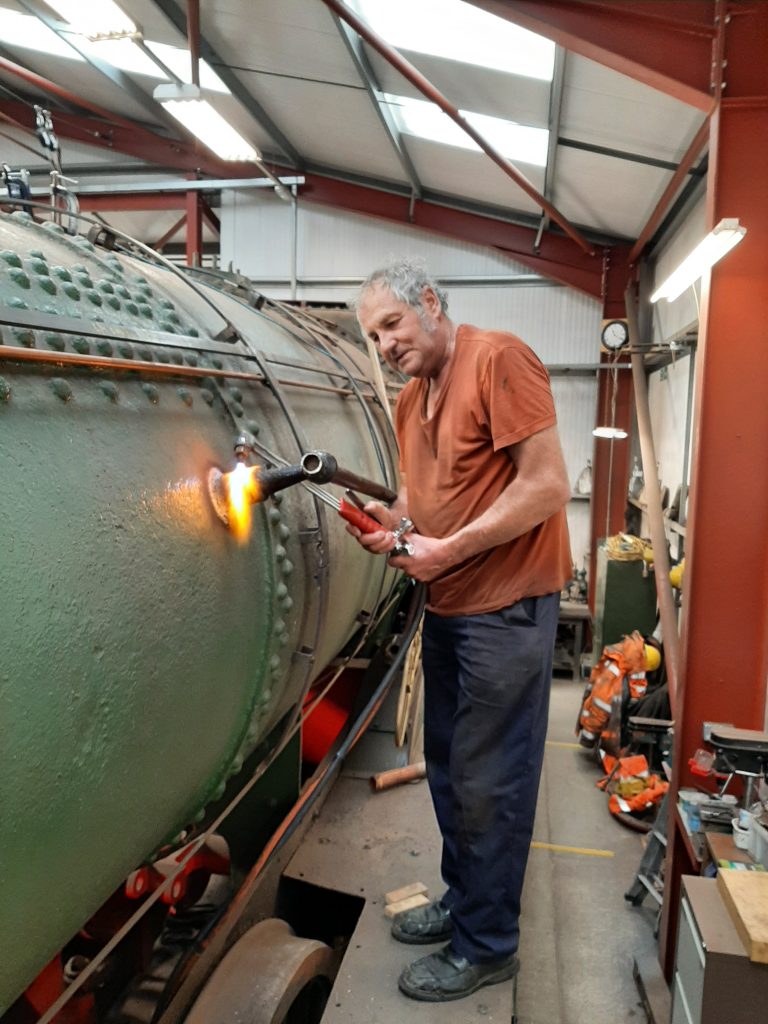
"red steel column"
587,359,633,609
185,187,203,266
588,250,634,609
659,1,768,974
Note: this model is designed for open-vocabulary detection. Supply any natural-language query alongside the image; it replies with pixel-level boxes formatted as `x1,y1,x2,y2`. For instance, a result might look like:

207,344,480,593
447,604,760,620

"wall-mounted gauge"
600,319,629,351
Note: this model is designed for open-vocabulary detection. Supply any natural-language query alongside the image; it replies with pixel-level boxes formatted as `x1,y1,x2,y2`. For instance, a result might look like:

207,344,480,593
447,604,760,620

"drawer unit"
671,877,768,1024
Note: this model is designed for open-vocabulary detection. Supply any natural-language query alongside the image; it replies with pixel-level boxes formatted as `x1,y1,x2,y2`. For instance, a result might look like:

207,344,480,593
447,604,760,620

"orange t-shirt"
395,324,572,616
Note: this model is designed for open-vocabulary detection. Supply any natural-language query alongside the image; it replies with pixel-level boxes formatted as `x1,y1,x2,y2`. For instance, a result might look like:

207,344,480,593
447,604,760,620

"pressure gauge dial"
601,319,629,351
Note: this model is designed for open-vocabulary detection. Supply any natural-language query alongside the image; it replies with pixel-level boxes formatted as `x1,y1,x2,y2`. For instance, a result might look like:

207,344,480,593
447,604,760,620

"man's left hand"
387,534,454,582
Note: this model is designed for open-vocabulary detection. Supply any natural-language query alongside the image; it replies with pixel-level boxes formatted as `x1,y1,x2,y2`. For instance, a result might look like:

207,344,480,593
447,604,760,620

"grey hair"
354,257,448,316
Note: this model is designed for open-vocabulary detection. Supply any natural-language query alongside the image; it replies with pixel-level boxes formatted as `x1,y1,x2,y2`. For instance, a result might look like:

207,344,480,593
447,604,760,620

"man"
351,258,572,1003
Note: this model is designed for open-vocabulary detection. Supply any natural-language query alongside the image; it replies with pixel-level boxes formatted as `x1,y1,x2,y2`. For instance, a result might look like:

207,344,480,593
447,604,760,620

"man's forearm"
442,474,569,565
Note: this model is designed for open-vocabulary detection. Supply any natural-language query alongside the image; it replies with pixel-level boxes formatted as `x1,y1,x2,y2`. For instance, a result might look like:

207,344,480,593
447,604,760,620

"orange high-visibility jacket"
576,631,648,748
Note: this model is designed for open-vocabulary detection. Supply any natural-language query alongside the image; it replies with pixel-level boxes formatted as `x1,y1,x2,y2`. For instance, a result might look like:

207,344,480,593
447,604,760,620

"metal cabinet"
672,877,768,1024
592,544,657,659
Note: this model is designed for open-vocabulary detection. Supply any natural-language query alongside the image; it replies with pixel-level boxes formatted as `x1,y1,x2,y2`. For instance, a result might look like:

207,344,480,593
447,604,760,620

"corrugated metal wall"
221,191,601,573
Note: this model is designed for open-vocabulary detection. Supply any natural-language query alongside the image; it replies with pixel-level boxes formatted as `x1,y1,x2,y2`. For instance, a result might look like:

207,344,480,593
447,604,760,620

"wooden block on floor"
384,881,428,905
383,893,430,918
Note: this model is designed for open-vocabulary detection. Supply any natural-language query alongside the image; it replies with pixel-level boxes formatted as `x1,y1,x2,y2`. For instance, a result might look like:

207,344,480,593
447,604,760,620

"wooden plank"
383,893,430,919
716,869,768,963
384,881,428,905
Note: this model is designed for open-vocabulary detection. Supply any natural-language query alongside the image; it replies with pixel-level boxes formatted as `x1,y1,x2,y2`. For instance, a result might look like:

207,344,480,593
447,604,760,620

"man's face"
357,283,444,378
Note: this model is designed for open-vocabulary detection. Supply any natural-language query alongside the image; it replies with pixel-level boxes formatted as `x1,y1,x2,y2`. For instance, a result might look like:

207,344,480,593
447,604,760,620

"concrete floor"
285,676,658,1024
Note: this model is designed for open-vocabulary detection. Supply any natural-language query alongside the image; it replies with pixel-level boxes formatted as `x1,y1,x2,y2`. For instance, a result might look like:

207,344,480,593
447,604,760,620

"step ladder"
624,791,668,934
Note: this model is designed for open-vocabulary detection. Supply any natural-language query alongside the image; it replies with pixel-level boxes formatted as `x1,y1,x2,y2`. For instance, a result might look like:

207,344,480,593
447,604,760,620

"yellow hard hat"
669,558,686,589
644,644,661,672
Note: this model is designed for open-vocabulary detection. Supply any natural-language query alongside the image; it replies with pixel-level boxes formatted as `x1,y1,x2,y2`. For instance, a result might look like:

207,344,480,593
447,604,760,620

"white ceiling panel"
562,55,706,162
0,42,168,128
406,136,544,216
552,147,672,239
368,49,552,128
118,0,189,46
199,0,362,90
248,76,408,183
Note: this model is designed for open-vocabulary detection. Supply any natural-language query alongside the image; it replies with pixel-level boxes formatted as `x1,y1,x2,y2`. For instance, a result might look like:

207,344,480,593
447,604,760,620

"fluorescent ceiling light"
593,426,628,440
145,42,228,92
43,0,137,39
0,10,84,59
154,84,261,163
651,218,747,303
354,0,554,80
384,94,548,166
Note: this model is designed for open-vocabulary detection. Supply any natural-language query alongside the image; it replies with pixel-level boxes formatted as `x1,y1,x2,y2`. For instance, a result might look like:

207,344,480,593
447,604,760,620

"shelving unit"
628,497,687,537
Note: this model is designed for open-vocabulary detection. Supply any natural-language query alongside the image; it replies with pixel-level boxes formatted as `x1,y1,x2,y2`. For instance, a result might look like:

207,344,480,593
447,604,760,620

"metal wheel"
184,918,335,1024
395,620,422,747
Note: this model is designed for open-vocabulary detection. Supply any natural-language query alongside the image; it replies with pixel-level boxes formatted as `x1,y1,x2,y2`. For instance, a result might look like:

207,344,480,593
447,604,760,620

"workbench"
556,600,591,682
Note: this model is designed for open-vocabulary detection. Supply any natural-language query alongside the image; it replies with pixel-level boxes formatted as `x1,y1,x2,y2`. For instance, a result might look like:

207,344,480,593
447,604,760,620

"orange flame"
225,463,261,543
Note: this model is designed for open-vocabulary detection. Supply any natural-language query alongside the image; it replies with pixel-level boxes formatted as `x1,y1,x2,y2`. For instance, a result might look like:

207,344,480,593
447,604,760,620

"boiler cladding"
0,209,401,1013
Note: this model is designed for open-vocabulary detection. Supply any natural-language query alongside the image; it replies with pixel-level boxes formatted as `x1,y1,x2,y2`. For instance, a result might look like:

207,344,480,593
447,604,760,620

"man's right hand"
345,500,400,554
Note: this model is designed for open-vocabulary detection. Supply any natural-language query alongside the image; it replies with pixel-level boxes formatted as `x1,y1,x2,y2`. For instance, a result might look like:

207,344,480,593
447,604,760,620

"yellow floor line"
545,740,582,749
531,840,614,858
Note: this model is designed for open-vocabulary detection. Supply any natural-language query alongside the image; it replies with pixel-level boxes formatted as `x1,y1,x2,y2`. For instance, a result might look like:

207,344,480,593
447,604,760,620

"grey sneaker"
398,943,520,1002
391,897,452,944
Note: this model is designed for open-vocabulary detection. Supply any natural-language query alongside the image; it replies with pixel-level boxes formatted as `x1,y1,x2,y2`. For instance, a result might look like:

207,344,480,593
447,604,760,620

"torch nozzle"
234,432,254,463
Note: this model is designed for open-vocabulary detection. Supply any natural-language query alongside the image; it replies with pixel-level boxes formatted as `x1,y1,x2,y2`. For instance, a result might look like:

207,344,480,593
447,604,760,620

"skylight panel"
145,42,228,93
385,94,549,167
354,0,555,81
75,37,168,78
0,10,84,60
43,0,137,39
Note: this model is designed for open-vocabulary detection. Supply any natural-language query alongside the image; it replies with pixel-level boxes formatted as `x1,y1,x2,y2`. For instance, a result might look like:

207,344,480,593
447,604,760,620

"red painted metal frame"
186,188,203,266
299,173,620,299
467,1,716,110
628,118,710,266
78,193,192,211
21,162,618,295
658,2,768,976
153,215,186,251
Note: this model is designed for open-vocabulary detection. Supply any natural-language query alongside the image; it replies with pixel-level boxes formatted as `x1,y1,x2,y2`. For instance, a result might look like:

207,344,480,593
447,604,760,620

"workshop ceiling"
0,0,709,268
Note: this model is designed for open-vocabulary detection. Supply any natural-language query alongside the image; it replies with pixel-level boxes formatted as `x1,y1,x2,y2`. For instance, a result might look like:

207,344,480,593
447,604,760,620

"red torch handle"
338,498,385,535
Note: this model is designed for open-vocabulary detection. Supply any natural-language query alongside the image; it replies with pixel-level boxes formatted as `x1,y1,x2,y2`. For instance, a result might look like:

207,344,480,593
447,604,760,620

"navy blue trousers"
421,592,560,963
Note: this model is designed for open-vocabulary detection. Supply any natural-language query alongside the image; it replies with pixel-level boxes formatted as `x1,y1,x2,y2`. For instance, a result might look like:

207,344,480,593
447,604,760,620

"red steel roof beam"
299,173,606,296
466,1,715,111
320,0,596,256
79,193,191,211
0,55,157,136
152,214,187,251
628,118,710,266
